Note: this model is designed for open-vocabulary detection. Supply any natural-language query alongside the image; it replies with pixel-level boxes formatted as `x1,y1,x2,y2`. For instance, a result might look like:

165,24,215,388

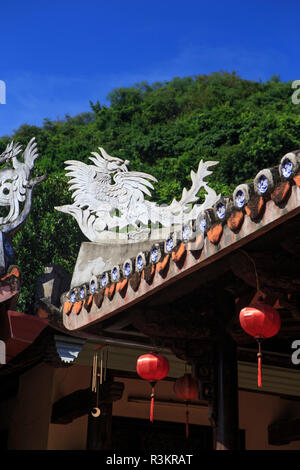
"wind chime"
91,348,108,418
238,250,281,387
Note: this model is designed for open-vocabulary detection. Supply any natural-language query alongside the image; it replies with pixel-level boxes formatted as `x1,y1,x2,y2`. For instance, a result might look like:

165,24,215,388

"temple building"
0,142,300,450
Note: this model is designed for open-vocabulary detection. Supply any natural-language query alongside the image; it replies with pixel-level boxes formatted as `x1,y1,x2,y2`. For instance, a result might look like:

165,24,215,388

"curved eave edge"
62,182,300,331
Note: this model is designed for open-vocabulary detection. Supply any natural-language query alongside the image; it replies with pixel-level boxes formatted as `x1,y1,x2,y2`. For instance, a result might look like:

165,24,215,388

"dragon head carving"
0,137,46,275
0,137,46,229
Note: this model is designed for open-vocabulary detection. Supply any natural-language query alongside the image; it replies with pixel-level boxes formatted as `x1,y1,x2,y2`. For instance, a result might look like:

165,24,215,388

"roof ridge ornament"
0,137,46,273
55,147,220,243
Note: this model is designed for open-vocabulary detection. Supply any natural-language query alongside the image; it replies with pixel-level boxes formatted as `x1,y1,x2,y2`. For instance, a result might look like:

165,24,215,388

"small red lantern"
136,352,169,422
174,373,199,438
239,302,281,387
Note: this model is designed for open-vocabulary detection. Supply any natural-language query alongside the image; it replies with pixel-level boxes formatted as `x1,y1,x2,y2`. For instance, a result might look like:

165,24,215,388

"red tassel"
257,341,262,388
185,404,189,439
150,386,155,423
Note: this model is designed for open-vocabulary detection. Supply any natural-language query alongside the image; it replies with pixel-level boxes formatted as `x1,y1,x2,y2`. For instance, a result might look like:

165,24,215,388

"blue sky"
0,0,299,137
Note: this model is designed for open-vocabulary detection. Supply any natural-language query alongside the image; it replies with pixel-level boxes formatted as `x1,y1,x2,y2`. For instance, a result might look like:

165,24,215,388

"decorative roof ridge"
60,149,300,331
55,146,220,244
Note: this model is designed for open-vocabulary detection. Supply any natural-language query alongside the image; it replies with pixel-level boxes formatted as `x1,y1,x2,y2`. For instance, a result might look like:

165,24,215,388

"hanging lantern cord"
150,382,156,423
185,402,190,439
240,249,263,388
257,339,262,388
239,249,260,294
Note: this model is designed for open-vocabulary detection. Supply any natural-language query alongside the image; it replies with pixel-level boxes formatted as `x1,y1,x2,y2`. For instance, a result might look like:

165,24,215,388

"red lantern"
136,352,169,422
239,302,281,387
174,373,199,438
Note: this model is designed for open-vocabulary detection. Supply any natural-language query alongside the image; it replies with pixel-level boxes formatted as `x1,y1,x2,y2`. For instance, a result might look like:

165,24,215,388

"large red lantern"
136,352,169,422
174,373,199,438
239,302,281,387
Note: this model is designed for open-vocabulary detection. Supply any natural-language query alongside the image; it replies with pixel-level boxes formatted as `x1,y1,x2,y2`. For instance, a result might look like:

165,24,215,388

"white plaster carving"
55,147,220,242
0,137,46,231
0,137,46,272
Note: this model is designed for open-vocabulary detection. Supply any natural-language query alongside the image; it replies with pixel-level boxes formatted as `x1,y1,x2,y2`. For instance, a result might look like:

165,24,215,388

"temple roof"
57,150,300,340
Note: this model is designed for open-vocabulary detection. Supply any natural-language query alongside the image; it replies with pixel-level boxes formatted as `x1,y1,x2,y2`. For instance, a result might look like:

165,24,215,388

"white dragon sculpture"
0,137,46,228
0,137,45,273
55,147,220,242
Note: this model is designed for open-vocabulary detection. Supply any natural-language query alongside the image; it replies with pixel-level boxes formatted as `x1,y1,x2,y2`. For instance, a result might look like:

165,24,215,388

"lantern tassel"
150,383,155,423
257,340,262,388
185,403,189,439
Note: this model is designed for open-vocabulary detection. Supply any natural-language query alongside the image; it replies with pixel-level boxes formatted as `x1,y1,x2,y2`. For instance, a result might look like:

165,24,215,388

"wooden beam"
51,380,124,425
52,389,92,424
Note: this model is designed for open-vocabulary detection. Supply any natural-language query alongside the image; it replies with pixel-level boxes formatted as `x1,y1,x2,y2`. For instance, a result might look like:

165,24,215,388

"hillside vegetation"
1,72,299,312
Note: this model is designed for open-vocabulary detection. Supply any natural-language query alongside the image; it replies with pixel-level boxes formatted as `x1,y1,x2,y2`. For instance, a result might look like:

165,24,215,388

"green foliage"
13,174,83,312
1,72,299,312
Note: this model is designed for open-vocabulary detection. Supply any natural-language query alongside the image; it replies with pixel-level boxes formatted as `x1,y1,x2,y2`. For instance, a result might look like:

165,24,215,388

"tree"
0,72,298,312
